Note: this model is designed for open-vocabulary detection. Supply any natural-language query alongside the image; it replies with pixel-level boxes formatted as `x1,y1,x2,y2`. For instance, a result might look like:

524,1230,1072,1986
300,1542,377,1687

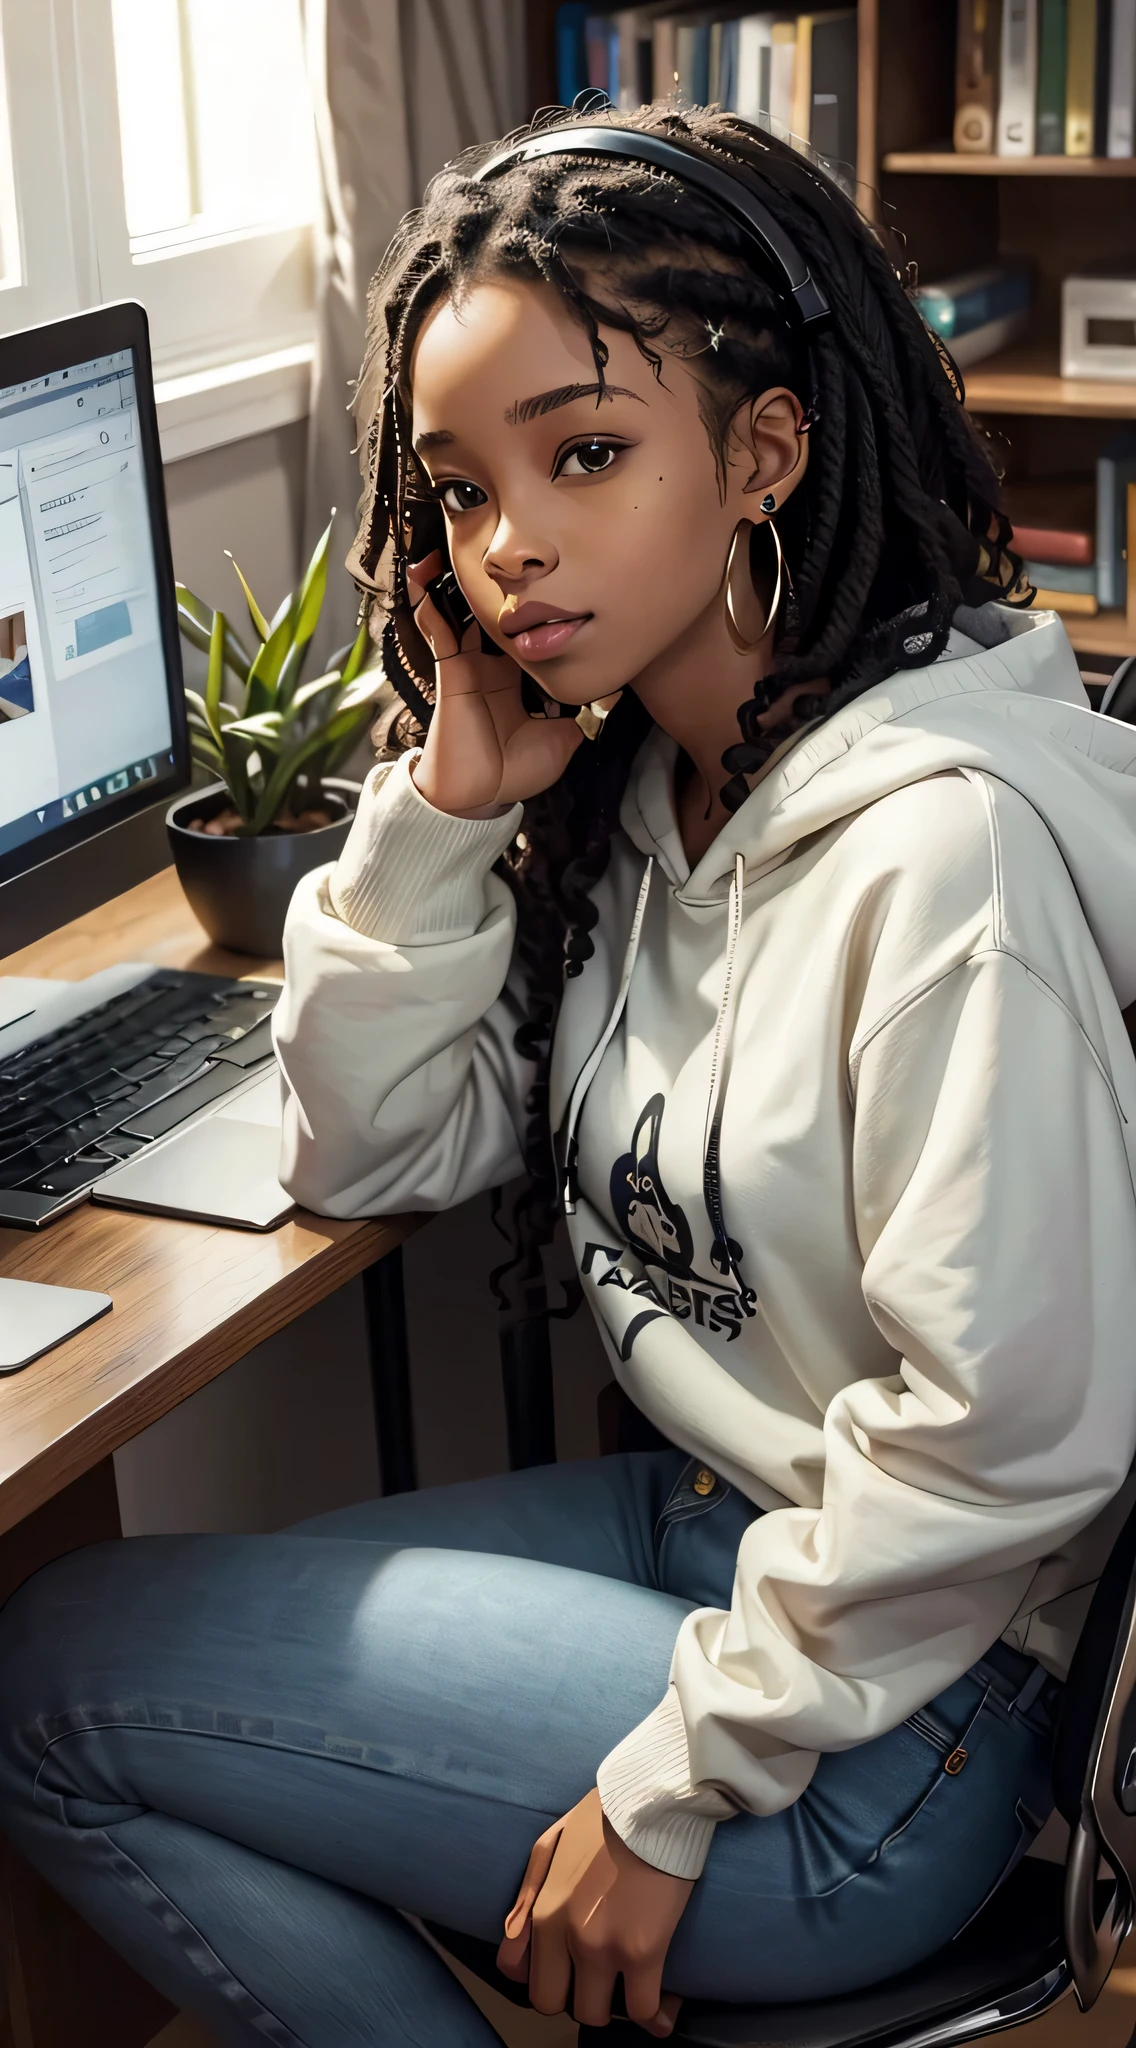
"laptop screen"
0,343,176,861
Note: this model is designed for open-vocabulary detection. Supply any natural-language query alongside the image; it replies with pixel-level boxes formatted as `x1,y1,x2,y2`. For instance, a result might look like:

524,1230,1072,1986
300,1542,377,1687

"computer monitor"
0,301,187,912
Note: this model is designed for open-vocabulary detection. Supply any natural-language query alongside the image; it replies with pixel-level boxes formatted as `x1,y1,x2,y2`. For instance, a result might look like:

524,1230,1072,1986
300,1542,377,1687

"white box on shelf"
1062,274,1136,381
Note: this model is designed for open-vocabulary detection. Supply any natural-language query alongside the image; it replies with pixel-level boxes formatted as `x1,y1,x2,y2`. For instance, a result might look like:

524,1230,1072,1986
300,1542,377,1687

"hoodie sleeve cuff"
329,751,522,945
596,1687,737,1881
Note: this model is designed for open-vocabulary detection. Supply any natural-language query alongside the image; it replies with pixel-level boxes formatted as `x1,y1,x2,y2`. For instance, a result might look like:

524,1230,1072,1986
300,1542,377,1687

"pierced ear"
735,387,809,502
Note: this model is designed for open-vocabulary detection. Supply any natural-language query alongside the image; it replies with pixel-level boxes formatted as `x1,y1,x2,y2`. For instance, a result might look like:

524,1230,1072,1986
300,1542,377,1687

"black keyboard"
0,969,280,1228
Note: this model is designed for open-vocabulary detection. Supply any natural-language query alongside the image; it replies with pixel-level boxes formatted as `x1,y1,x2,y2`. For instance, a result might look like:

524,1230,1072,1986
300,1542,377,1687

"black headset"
474,124,831,334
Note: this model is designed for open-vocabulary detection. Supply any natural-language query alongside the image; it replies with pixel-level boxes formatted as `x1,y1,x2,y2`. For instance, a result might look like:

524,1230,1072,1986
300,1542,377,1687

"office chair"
429,1492,1136,2045
1101,657,1136,725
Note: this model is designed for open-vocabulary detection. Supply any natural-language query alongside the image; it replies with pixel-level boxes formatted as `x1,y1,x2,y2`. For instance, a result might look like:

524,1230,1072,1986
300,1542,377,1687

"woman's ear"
730,387,809,511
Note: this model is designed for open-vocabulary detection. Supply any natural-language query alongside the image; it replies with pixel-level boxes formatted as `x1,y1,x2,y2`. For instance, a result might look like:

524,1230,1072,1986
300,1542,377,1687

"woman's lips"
508,614,590,660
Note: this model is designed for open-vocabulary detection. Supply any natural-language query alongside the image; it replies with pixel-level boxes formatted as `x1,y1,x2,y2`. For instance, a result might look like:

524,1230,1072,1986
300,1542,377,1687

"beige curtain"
303,0,527,665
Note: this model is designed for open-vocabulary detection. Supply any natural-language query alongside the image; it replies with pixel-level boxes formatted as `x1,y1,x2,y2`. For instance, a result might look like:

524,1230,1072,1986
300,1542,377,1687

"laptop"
0,303,291,1231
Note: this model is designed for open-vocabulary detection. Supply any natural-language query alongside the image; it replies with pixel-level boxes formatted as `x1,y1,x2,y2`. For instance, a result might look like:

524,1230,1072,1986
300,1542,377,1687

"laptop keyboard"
0,969,279,1223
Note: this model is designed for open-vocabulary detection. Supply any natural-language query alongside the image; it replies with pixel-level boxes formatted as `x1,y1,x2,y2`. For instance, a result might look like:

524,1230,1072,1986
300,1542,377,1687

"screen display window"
0,348,175,860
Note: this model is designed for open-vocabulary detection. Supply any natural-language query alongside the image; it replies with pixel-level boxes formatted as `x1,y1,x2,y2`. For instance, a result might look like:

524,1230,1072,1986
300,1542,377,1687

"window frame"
0,0,317,395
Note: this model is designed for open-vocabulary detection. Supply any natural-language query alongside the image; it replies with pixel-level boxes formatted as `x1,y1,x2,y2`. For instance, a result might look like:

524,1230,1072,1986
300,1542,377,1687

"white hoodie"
275,605,1136,1882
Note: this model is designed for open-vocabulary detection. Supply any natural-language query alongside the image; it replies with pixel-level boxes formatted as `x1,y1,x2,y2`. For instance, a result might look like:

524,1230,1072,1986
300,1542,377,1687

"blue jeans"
0,1451,1059,2045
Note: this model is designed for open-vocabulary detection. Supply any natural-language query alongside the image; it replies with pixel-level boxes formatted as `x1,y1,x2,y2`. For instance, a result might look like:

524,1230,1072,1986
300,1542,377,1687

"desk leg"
499,1313,557,1471
0,1459,176,2048
362,1245,417,1495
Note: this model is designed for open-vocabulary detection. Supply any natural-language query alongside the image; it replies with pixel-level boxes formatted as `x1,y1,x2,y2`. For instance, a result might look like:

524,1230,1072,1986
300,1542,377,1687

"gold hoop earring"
724,517,783,654
575,690,623,741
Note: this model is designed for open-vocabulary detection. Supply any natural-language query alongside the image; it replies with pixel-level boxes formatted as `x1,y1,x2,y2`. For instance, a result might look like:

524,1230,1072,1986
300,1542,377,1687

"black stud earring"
760,491,777,514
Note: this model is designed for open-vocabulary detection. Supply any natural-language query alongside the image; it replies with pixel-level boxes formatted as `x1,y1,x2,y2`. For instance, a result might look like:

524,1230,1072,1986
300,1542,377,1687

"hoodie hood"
620,606,1136,1008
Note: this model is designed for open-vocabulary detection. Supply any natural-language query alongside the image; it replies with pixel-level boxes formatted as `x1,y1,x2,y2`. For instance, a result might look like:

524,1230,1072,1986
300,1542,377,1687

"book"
949,308,1032,364
1107,0,1136,154
586,13,620,99
914,266,1032,340
1036,0,1068,152
1032,585,1100,613
676,18,712,103
1094,0,1114,148
769,18,798,135
718,18,740,106
737,14,776,122
653,13,679,95
1066,0,1098,152
556,3,591,104
1016,523,1095,562
1023,558,1097,593
1002,477,1096,564
614,8,657,110
791,12,850,145
998,0,1039,153
955,0,1004,151
810,9,858,168
1097,434,1136,607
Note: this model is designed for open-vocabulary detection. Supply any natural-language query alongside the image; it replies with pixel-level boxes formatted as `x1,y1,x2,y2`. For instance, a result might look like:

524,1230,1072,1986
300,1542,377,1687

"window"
0,0,319,442
112,0,316,254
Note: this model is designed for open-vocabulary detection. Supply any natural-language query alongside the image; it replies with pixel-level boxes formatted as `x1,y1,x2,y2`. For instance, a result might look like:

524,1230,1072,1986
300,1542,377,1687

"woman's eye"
556,439,620,479
439,480,488,516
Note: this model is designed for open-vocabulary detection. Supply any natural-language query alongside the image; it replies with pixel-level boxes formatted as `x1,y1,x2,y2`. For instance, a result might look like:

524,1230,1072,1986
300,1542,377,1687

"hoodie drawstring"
703,853,753,1304
562,858,654,1215
562,848,753,1314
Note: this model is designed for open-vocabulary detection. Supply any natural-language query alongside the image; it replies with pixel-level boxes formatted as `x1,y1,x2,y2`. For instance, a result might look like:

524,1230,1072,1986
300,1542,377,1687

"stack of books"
1002,441,1136,618
914,266,1032,367
556,7,858,172
955,0,1136,158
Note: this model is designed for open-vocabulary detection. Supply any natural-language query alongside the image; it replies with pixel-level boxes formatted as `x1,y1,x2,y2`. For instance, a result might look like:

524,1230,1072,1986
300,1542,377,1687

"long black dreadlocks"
347,100,1026,1317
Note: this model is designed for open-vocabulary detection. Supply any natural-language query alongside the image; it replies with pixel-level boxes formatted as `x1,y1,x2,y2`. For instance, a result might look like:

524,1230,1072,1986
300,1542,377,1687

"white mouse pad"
0,1277,112,1373
92,1113,293,1231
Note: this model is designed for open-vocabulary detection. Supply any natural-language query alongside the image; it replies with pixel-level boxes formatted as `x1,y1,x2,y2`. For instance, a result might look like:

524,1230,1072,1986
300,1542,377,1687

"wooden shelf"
883,151,1136,175
962,347,1136,417
1063,610,1136,658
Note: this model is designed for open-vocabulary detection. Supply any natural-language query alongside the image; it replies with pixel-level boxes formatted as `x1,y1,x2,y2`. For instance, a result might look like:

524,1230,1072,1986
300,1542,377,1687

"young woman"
3,103,1136,2047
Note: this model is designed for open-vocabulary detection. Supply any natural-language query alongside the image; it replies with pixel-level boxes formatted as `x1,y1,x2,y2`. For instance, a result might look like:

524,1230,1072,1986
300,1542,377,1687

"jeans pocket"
655,1459,762,1609
877,1686,997,1858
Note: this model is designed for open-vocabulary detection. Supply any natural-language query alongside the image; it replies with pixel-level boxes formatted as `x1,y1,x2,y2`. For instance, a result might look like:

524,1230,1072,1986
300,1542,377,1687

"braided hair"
349,100,1026,1315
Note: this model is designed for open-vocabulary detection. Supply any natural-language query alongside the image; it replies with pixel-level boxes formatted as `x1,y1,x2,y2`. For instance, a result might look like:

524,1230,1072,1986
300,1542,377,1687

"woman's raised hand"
406,552,585,817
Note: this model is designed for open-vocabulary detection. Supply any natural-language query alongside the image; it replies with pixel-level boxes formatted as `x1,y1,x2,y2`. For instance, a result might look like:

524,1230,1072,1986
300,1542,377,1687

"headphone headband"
474,125,831,333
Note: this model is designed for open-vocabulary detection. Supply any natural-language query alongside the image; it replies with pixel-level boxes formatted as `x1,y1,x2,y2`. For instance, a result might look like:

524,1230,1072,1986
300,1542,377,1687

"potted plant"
168,516,382,956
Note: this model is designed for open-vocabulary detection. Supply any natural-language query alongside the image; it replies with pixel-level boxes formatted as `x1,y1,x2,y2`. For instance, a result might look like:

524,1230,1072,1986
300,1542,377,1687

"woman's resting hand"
406,551,584,816
496,1786,691,2036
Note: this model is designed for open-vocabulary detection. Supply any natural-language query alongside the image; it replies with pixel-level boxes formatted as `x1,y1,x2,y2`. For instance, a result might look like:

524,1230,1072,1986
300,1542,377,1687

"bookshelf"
964,349,1136,418
882,152,1136,175
524,1,1136,662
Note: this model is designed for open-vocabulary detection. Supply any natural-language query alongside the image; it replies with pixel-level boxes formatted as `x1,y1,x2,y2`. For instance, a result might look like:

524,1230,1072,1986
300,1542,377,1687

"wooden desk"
0,865,421,2048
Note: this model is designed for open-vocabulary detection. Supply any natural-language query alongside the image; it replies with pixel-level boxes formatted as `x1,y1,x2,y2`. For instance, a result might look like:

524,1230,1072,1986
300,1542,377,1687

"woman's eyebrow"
504,382,644,425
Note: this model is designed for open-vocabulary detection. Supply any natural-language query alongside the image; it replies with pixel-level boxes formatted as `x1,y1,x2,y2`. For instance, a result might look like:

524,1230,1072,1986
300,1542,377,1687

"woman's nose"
483,510,558,586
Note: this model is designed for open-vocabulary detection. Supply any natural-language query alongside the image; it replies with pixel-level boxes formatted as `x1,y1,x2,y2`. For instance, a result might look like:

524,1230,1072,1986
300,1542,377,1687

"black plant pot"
167,778,359,957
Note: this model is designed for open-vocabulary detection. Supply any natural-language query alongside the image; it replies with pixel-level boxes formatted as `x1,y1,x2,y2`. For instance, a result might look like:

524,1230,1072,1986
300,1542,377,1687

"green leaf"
225,553,270,642
245,603,296,709
294,514,334,645
223,710,287,746
189,729,223,774
176,584,251,682
219,724,256,823
204,609,225,747
275,513,336,709
340,619,372,686
287,669,346,721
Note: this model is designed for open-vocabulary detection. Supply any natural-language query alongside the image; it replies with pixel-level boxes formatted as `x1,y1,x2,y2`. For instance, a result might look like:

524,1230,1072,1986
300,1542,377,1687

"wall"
114,420,610,1539
164,418,308,627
